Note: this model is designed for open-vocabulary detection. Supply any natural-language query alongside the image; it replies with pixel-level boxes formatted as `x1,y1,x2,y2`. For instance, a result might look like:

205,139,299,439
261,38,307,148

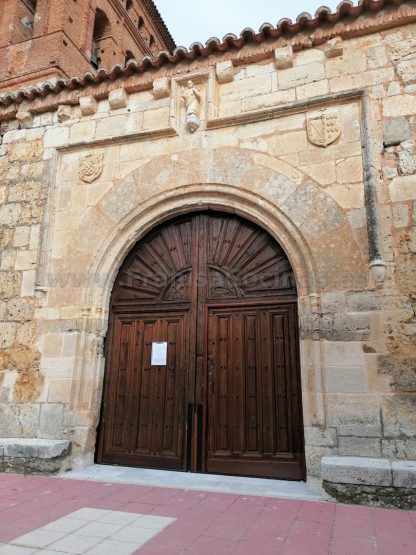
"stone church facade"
0,0,415,505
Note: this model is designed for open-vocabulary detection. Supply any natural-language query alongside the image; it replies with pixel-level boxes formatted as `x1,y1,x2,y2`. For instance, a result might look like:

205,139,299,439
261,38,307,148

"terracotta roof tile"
0,0,412,107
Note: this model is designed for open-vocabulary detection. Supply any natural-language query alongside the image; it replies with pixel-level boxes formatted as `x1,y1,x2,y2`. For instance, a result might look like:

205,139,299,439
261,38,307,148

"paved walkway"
63,464,320,501
0,473,414,554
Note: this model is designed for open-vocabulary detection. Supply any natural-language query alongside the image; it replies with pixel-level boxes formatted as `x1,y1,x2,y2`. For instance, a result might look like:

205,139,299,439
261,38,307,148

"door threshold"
60,464,321,501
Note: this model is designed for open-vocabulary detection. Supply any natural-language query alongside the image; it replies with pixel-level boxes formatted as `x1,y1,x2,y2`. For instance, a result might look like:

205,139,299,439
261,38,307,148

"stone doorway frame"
61,184,323,472
31,90,385,477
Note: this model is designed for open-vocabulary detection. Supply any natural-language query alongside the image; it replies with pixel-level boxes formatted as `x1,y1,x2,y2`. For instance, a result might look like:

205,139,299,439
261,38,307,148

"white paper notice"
151,342,168,366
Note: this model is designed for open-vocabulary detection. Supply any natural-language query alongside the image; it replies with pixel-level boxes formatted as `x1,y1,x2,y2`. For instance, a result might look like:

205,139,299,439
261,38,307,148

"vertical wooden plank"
273,313,289,453
233,313,245,454
245,314,258,453
207,310,218,457
113,322,132,450
255,312,263,456
150,319,163,455
217,315,230,452
127,319,142,453
162,319,178,453
260,310,274,455
227,313,235,455
136,320,154,453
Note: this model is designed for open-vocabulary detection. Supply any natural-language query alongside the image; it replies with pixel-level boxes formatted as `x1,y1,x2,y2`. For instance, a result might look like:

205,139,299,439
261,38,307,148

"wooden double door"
97,212,305,480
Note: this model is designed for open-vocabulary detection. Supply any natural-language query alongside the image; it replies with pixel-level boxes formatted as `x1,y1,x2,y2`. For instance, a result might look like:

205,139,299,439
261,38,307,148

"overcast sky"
156,0,346,48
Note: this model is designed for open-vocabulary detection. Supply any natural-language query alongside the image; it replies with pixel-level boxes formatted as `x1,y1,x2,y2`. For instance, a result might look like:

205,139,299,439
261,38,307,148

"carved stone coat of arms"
307,109,341,147
79,153,103,183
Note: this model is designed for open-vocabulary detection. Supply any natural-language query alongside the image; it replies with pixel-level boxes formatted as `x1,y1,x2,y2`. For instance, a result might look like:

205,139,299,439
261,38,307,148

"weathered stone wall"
0,13,415,478
0,123,47,438
377,27,416,463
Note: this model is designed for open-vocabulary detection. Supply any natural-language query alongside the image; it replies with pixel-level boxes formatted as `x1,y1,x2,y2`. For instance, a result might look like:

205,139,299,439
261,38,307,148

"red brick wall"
0,0,173,92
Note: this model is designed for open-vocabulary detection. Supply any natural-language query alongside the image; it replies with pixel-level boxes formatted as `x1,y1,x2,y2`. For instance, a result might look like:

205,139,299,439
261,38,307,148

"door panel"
98,212,304,480
206,305,303,479
100,314,188,469
205,215,296,300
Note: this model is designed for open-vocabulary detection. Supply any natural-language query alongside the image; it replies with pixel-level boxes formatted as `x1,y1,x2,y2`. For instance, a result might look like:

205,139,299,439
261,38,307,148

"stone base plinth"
322,456,416,509
0,439,71,475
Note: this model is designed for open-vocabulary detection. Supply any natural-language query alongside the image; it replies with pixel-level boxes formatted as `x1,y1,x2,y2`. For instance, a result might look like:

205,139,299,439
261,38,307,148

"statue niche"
181,80,202,133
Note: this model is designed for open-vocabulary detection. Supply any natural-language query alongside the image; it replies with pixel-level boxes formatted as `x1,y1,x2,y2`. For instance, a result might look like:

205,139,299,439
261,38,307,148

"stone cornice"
0,0,415,111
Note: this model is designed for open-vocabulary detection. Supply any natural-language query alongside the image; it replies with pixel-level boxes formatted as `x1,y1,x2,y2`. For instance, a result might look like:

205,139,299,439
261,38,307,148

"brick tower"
0,0,175,92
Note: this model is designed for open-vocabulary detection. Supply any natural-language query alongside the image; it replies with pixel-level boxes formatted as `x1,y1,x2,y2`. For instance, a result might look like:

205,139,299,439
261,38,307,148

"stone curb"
0,438,70,460
392,460,416,489
321,456,392,486
322,456,416,489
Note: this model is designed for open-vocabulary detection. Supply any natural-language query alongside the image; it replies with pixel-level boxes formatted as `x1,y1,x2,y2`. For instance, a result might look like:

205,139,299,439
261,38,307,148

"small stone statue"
182,80,202,133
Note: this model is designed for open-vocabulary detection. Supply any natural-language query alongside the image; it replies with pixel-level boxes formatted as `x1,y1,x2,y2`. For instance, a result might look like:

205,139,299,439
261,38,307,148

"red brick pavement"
0,474,414,554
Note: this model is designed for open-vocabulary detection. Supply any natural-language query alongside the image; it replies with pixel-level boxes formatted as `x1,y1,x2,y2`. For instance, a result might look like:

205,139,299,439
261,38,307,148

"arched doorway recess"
97,211,305,480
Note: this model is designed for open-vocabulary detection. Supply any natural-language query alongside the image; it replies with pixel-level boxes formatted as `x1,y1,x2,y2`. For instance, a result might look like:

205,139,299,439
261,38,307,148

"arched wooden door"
97,212,305,480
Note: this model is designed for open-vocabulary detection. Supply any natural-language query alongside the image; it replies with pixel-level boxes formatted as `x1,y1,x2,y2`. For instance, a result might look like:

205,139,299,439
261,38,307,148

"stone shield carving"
79,153,103,183
307,109,341,147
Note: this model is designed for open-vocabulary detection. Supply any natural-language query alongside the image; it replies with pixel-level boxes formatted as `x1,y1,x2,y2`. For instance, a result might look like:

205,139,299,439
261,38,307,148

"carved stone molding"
274,45,294,69
57,105,71,123
16,110,33,128
152,77,170,99
325,37,343,58
216,60,234,84
108,88,128,110
80,96,98,116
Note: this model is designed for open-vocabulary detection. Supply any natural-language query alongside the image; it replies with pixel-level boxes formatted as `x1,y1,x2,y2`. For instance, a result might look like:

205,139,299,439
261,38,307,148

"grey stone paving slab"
5,510,176,555
85,539,141,555
42,518,88,534
46,534,101,554
0,546,36,554
11,530,65,549
61,464,321,501
76,521,124,539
